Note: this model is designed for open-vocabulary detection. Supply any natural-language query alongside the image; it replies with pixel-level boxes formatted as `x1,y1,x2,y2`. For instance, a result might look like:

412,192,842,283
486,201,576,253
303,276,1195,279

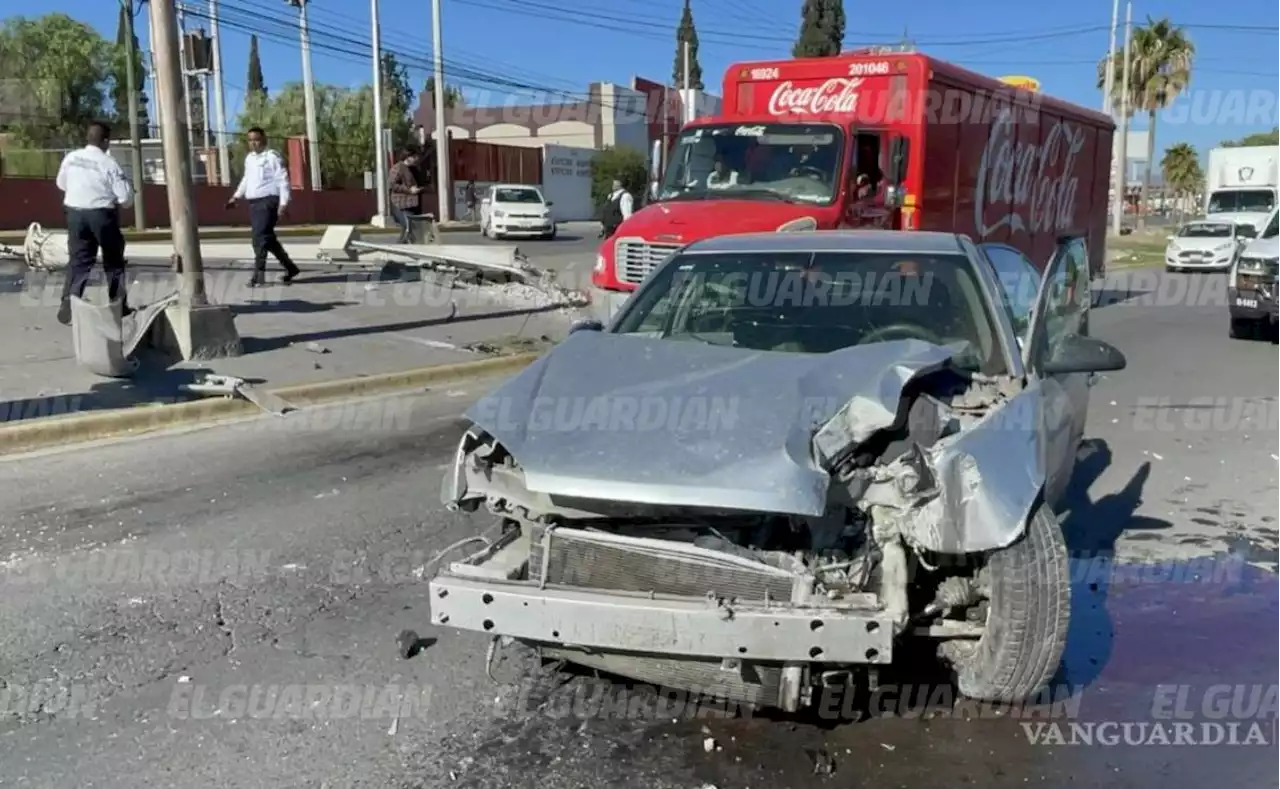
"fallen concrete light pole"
314,224,588,307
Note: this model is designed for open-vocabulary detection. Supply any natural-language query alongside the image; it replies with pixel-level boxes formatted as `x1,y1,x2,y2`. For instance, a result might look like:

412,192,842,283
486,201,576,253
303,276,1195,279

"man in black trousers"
226,127,300,287
54,120,134,325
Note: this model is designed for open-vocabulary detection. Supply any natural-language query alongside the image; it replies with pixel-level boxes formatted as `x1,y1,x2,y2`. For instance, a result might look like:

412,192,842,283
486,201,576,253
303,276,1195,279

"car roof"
681,230,968,255
493,183,541,190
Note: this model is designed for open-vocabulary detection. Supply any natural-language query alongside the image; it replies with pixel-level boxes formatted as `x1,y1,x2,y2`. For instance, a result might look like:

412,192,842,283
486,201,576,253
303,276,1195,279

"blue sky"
20,0,1280,156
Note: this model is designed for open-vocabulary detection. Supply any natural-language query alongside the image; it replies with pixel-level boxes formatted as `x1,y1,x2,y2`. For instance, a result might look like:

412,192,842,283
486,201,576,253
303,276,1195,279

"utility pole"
287,0,322,190
150,0,207,306
1111,1,1132,235
370,0,389,224
1102,0,1119,114
209,0,231,185
682,40,691,124
431,0,450,222
176,5,195,156
122,0,147,230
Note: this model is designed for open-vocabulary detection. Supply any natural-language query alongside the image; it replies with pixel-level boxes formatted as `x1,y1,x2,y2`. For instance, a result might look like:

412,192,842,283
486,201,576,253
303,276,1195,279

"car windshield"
657,123,844,205
495,188,542,203
1263,212,1278,238
612,250,1006,375
1207,189,1275,213
1177,222,1233,238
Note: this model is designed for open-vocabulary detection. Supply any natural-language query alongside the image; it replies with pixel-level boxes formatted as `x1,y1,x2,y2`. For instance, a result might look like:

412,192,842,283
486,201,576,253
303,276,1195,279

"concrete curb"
0,351,540,457
0,223,482,245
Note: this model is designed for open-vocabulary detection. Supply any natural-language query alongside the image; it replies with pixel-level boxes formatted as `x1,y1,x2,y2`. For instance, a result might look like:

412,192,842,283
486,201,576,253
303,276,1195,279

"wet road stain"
439,561,1278,789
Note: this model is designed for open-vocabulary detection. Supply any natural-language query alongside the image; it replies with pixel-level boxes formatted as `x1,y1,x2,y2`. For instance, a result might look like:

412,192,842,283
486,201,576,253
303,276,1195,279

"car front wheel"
946,504,1070,703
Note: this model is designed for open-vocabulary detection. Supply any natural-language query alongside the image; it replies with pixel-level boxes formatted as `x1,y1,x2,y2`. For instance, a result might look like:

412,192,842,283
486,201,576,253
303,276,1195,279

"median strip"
0,352,541,457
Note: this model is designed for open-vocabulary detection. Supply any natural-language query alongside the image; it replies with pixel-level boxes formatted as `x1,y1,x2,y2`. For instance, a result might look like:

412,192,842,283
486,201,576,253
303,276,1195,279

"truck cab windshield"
658,123,844,205
1207,189,1276,214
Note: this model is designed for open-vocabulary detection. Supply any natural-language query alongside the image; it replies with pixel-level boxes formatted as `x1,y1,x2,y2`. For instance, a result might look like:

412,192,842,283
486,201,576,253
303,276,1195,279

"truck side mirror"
889,136,908,184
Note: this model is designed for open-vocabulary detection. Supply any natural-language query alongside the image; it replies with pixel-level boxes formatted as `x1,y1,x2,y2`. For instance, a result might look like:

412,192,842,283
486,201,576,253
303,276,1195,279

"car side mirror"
569,318,604,335
1042,335,1127,376
546,200,554,207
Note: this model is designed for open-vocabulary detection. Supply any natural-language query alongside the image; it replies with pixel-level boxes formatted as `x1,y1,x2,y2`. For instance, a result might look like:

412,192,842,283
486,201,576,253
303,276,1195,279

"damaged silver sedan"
430,230,1125,711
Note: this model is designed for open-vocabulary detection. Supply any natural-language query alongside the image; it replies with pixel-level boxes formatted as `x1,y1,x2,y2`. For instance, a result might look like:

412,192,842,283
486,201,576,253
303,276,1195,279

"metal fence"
1,146,221,184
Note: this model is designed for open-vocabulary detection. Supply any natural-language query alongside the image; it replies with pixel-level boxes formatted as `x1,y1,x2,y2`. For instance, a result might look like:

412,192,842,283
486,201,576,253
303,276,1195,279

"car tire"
949,504,1070,703
1165,265,1179,273
543,226,557,241
1229,318,1257,340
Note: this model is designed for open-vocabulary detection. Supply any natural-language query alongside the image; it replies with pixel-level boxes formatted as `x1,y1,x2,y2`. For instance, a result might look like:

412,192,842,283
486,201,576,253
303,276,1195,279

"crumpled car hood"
462,331,956,517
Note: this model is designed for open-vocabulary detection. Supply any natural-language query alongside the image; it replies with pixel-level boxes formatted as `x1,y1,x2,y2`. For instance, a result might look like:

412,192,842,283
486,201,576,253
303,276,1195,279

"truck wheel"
1229,318,1257,340
949,504,1070,703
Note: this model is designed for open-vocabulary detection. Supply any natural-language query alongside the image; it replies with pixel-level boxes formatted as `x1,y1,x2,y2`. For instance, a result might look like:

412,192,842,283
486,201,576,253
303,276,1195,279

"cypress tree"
672,0,704,91
793,0,846,58
246,35,267,98
111,3,151,131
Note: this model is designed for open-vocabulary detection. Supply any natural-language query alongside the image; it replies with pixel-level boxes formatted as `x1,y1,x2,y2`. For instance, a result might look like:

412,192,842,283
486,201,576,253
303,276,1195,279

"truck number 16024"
750,67,780,80
848,61,891,76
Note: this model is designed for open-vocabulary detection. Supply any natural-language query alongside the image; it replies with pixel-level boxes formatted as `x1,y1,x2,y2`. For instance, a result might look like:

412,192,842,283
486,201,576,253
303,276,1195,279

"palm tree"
1160,142,1202,222
1097,17,1195,229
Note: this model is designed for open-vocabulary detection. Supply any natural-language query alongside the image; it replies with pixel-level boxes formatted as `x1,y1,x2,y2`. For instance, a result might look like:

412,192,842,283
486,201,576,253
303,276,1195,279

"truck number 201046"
848,61,891,76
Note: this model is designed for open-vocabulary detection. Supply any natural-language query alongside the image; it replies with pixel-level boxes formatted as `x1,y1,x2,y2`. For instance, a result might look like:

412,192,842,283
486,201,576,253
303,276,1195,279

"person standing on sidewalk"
388,148,424,243
226,127,300,287
54,120,134,325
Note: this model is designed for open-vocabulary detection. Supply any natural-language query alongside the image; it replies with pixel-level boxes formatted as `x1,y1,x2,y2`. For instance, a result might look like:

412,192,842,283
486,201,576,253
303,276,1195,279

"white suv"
480,184,556,240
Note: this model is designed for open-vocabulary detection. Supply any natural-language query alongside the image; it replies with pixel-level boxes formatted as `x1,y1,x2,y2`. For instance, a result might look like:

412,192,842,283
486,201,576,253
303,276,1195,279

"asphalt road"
0,270,1275,788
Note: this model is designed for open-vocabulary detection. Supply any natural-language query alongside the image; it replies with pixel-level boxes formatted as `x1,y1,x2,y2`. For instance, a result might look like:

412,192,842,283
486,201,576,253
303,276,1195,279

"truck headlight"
777,216,818,232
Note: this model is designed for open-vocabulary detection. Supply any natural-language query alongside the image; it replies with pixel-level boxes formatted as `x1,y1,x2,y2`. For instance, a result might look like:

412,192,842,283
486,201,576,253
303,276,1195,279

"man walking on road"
54,120,134,325
600,179,633,239
227,127,301,287
388,148,424,243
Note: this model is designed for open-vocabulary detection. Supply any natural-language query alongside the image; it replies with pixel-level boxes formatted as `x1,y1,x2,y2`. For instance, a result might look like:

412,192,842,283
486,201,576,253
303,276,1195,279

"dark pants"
61,206,127,308
249,196,299,279
392,205,416,244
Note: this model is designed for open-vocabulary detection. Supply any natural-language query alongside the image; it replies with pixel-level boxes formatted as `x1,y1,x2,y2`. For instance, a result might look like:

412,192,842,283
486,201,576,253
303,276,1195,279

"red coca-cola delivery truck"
589,51,1115,319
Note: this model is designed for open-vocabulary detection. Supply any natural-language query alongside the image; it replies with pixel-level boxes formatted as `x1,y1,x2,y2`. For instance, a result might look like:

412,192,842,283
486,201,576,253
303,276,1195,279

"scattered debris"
463,334,555,357
302,341,330,354
1152,452,1164,461
880,742,896,751
702,736,717,753
806,747,836,775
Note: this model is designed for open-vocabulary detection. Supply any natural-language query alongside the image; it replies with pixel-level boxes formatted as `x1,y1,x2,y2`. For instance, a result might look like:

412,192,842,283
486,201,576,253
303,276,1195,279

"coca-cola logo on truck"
768,78,863,116
974,108,1085,237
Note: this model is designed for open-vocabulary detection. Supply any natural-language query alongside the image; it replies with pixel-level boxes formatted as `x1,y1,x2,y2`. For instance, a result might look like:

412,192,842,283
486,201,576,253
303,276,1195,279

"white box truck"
1204,145,1278,230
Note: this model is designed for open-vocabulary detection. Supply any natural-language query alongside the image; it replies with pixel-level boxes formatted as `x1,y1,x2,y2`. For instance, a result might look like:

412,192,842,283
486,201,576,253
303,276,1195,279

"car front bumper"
492,220,554,236
1229,281,1278,322
427,527,898,685
1166,251,1234,270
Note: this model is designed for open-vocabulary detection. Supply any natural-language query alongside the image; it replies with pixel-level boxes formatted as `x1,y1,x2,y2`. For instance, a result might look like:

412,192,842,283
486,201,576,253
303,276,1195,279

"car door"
1021,236,1093,506
979,242,1041,352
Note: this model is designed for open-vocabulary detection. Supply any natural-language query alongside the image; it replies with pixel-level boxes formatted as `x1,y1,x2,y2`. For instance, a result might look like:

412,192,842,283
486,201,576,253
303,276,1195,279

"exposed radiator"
527,525,796,602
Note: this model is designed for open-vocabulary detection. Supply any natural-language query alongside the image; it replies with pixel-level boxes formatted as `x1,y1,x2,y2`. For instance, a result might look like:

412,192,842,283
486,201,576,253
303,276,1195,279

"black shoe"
281,269,299,285
56,300,71,326
248,276,265,288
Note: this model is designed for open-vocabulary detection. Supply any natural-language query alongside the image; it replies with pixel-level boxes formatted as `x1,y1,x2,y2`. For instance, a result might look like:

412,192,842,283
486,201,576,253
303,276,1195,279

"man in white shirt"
706,157,740,190
599,180,634,239
226,126,300,286
54,120,134,325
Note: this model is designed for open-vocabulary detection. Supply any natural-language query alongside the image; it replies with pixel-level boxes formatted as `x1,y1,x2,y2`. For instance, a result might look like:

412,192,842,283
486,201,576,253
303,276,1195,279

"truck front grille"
615,239,681,285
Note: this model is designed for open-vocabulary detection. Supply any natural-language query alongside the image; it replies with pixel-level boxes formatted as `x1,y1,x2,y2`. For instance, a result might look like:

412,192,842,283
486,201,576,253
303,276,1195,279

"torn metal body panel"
460,331,958,517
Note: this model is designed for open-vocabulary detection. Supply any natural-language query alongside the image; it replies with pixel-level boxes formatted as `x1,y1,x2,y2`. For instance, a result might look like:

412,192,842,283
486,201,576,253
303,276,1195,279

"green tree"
793,0,846,58
234,82,385,188
380,52,414,152
1222,127,1279,147
422,76,463,109
1097,17,1194,229
590,146,647,210
0,14,112,147
672,0,703,91
246,34,266,99
1160,142,1202,222
110,3,150,132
